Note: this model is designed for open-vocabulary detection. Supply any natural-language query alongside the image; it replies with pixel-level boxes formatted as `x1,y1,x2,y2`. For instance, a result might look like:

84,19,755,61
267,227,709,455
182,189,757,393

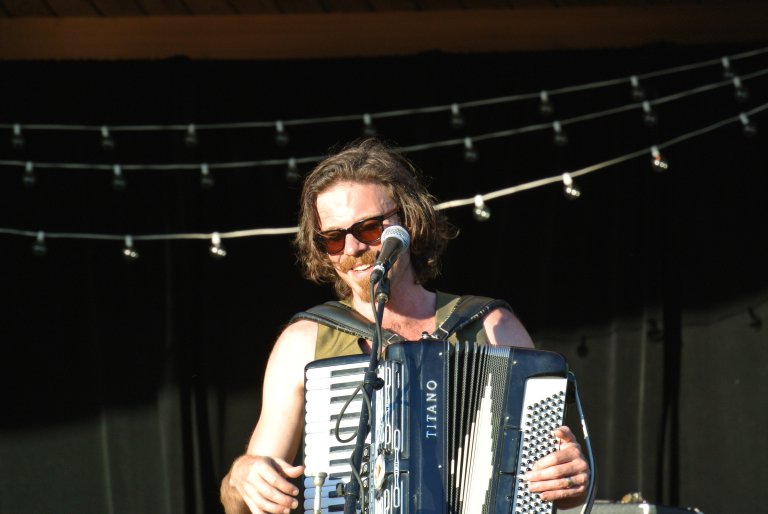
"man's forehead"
316,182,395,226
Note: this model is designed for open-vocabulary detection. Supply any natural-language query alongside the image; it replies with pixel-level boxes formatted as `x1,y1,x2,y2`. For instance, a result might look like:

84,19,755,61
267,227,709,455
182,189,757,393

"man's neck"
349,279,437,340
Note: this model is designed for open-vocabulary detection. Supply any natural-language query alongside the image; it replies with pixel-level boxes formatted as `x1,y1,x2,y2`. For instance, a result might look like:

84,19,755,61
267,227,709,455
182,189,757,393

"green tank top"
314,291,492,360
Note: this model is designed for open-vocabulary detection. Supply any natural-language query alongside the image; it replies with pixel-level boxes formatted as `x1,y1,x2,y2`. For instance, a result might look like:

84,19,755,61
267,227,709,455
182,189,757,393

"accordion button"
373,452,387,491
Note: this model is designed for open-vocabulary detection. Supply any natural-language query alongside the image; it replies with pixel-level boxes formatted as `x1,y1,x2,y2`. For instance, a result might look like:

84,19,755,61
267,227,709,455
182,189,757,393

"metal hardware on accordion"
303,340,576,514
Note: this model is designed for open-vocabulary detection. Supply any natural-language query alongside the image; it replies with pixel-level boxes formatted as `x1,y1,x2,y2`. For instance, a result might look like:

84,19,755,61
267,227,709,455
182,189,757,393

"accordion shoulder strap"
290,294,511,343
289,301,405,346
431,295,512,340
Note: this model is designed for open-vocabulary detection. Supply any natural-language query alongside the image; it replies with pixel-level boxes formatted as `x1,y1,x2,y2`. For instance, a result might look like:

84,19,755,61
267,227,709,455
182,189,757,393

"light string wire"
2,67,767,173
0,46,766,133
1,101,765,245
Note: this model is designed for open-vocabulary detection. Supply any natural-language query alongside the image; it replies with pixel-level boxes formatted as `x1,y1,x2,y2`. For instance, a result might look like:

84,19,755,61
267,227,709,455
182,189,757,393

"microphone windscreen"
381,225,410,250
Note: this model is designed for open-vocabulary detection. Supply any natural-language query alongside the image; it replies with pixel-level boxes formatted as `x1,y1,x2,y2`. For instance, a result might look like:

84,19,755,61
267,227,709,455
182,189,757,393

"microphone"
369,226,410,283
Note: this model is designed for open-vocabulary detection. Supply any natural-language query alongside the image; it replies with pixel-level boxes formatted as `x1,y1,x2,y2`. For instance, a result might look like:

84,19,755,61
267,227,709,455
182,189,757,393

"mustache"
337,251,376,273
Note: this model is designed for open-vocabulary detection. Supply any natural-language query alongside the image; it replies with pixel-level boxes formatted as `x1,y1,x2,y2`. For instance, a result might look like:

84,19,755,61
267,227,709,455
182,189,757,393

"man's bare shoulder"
483,306,535,348
269,319,318,363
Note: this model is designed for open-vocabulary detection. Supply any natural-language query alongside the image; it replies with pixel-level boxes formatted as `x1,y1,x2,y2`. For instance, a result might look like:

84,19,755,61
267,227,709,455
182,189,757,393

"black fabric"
1,43,767,514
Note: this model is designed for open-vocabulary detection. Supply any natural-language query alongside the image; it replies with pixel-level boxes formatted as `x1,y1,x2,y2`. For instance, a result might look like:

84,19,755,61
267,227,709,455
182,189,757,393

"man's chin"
353,277,373,302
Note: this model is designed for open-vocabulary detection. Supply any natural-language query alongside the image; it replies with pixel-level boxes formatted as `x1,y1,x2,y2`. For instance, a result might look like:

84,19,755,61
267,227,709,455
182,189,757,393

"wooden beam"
0,5,766,60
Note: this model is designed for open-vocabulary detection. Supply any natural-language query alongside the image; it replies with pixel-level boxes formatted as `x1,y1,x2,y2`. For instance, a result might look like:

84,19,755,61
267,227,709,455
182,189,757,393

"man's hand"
227,454,304,514
521,425,590,510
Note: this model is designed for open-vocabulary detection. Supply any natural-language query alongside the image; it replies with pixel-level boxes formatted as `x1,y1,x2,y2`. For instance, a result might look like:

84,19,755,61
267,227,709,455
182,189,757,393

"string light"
184,124,198,147
12,123,24,149
362,114,377,137
122,235,139,261
472,195,491,221
101,126,115,150
732,77,749,102
552,121,568,147
22,161,36,187
1,107,763,252
650,145,669,172
739,113,758,137
2,68,767,176
0,48,765,142
200,163,214,188
721,56,735,79
450,103,465,129
1,106,765,251
285,157,301,183
274,120,289,146
0,69,766,255
561,173,581,199
463,137,478,163
210,232,227,259
33,231,47,256
539,91,554,116
112,164,126,190
630,76,645,101
642,101,658,127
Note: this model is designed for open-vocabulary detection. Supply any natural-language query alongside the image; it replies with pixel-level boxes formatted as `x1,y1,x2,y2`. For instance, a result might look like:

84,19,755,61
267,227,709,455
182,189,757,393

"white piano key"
305,387,361,404
305,361,367,380
305,405,362,423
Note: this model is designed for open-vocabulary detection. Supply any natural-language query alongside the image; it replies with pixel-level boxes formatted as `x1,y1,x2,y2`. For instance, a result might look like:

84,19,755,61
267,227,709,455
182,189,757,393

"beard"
337,250,376,302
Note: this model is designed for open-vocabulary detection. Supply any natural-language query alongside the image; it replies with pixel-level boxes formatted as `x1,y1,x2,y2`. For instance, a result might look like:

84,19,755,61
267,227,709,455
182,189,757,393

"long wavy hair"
295,139,458,299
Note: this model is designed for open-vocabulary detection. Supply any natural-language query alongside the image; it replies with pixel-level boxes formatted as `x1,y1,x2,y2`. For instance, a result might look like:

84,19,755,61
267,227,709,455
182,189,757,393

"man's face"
316,181,405,301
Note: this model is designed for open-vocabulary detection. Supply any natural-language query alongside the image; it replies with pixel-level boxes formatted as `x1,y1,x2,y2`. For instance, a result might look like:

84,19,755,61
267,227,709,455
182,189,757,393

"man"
221,139,590,514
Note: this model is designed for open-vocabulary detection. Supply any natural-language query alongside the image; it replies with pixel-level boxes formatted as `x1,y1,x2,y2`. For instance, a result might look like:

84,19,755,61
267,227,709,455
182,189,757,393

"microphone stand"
342,274,389,514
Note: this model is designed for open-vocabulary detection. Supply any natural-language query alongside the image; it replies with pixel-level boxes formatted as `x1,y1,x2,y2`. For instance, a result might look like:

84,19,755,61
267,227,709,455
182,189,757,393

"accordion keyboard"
304,355,369,514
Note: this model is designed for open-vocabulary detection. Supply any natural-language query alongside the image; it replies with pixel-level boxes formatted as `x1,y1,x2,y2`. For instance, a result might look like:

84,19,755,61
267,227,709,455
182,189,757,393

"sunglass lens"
354,219,384,243
319,232,345,254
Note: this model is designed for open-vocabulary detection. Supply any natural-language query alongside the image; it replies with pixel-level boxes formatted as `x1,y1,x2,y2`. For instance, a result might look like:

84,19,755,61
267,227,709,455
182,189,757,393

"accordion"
303,340,570,514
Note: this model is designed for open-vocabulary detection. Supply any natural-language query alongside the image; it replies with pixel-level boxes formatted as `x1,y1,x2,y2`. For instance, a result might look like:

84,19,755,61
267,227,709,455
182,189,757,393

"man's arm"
483,307,590,509
221,320,317,514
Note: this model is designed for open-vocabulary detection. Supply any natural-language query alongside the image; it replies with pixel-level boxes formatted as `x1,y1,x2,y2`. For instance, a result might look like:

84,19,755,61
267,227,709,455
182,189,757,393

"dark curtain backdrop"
1,43,767,514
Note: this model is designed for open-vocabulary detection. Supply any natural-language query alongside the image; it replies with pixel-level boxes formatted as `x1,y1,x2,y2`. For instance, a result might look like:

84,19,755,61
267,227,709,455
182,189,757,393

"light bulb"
200,163,214,188
630,75,646,101
274,120,289,146
101,125,115,150
650,145,668,172
210,232,227,259
733,77,749,103
463,137,478,163
185,124,198,147
642,101,658,127
553,121,568,147
739,113,758,138
450,103,465,128
562,173,581,199
22,161,36,187
11,124,24,149
122,235,139,261
362,114,377,137
33,231,47,256
539,91,553,116
285,157,301,183
112,164,126,190
721,56,735,79
472,195,491,221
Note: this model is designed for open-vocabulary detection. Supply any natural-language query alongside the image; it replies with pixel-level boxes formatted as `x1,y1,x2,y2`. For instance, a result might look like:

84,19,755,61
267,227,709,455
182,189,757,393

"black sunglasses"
316,208,400,255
